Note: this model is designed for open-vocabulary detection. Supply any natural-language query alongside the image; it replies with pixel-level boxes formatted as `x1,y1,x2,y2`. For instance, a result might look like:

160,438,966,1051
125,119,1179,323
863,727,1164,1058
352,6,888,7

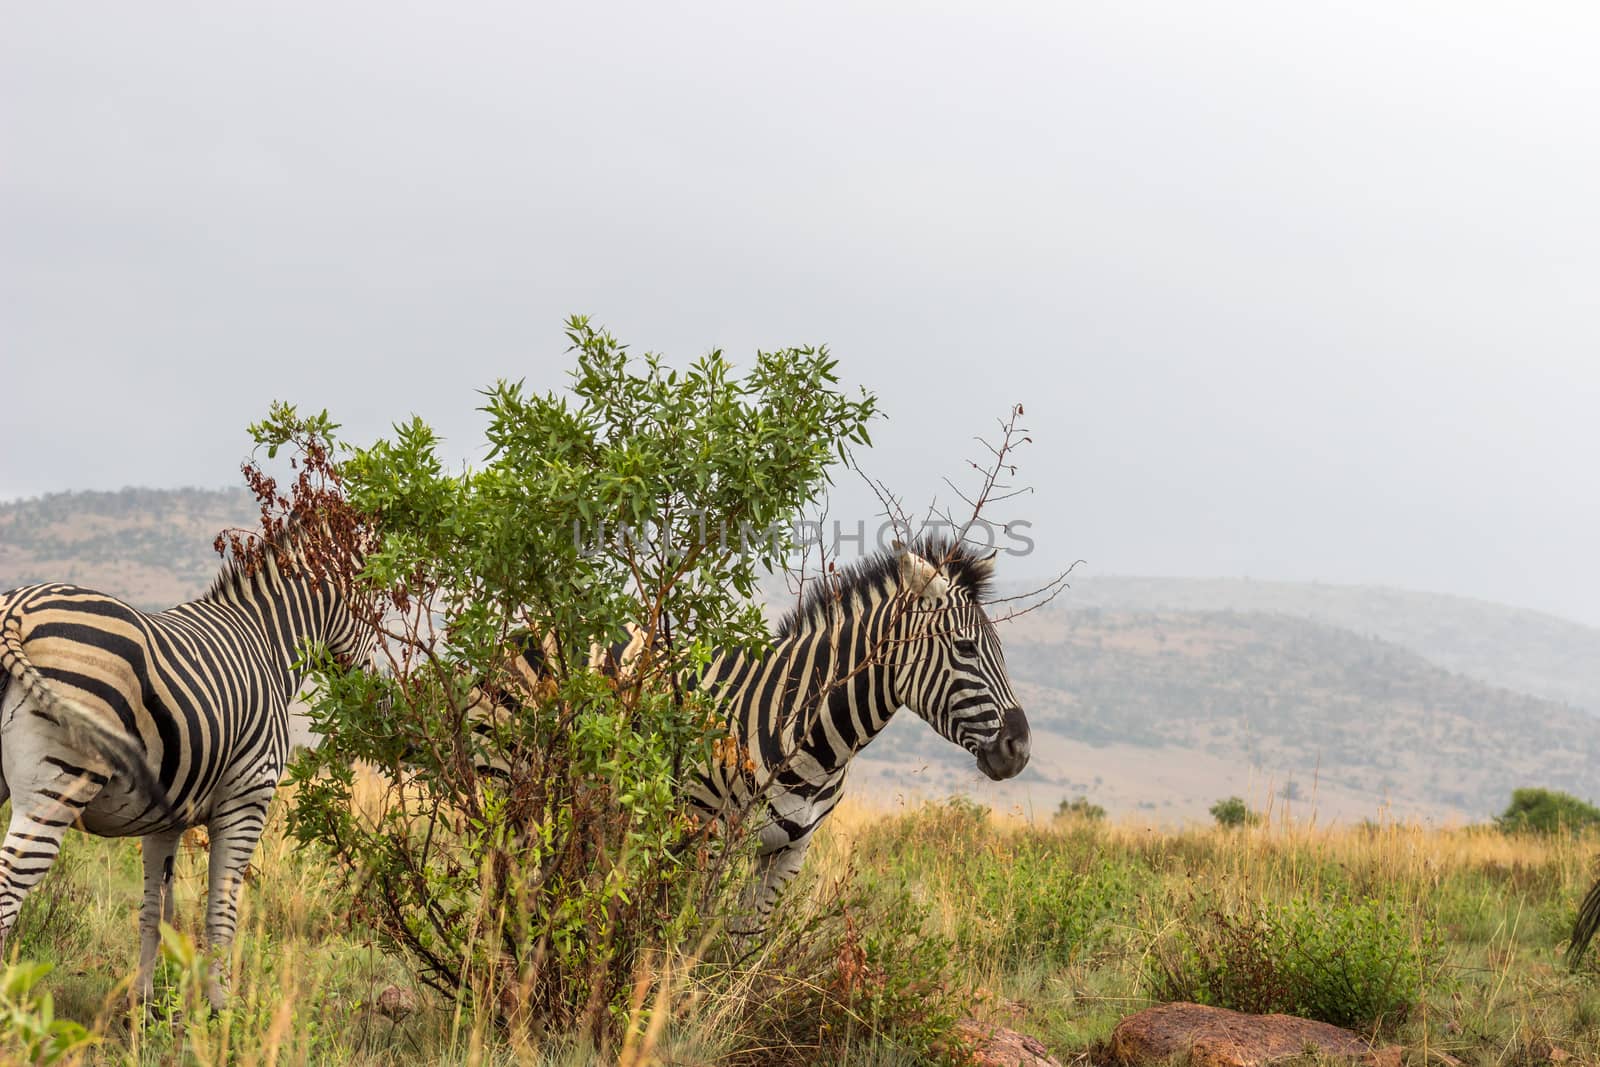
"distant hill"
4,488,1597,824
857,607,1600,824
1054,575,1600,716
0,488,253,608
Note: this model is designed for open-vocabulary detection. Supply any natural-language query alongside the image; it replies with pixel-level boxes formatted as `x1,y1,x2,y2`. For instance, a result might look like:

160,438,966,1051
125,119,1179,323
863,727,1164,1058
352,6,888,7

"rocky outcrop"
1110,1002,1399,1067
954,1018,1064,1066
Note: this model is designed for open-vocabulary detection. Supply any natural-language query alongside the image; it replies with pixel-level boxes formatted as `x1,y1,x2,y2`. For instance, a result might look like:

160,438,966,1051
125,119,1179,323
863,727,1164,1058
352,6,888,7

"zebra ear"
894,542,950,603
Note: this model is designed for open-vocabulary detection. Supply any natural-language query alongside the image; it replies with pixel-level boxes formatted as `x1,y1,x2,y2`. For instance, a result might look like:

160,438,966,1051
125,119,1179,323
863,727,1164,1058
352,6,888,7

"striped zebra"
699,537,1030,923
0,523,372,1009
1570,880,1600,967
461,537,1030,929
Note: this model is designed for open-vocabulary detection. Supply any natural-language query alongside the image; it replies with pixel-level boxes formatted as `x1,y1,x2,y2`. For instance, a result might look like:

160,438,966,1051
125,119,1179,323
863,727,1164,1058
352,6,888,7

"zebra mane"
201,514,323,601
773,535,996,639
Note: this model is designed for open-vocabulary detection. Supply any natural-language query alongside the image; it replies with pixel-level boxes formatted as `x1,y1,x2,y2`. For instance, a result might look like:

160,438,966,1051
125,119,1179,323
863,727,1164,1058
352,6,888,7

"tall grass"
5,791,1600,1064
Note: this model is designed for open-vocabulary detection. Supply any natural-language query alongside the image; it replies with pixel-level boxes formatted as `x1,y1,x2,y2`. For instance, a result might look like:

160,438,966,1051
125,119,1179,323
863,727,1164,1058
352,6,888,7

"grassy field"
6,791,1600,1066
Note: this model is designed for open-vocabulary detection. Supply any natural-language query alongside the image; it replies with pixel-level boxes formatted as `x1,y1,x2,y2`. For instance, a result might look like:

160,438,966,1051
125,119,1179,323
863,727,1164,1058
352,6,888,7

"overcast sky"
3,3,1597,623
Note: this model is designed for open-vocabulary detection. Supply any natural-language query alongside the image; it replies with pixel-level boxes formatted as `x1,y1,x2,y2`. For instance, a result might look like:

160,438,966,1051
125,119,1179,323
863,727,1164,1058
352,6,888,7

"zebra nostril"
974,712,1031,781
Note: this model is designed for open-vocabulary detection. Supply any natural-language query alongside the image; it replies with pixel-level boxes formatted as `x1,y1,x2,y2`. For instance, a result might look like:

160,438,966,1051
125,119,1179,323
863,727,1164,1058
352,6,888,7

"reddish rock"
954,1018,1063,1067
1111,1003,1391,1067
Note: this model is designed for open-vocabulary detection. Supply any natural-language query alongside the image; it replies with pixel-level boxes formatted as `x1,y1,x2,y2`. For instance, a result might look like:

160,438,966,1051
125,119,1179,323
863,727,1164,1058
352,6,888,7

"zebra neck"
769,591,904,765
214,561,336,685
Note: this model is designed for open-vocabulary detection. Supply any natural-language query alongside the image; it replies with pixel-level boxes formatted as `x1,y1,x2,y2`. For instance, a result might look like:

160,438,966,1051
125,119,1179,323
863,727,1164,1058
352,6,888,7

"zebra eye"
953,639,979,658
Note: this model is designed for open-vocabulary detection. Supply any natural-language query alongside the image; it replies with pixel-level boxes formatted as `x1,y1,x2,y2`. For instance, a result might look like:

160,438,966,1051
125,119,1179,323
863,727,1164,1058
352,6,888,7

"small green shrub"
1494,788,1600,836
1055,796,1106,822
1148,894,1446,1029
1210,796,1262,829
834,894,964,1062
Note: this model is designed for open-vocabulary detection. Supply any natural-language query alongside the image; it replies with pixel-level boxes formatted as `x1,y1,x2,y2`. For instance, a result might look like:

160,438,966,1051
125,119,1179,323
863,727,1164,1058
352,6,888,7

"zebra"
456,537,1031,929
1570,880,1600,967
697,537,1030,923
0,521,372,1010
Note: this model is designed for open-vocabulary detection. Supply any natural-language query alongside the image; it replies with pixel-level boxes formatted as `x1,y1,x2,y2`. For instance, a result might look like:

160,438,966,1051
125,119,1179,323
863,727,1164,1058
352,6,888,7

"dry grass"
3,793,1599,1065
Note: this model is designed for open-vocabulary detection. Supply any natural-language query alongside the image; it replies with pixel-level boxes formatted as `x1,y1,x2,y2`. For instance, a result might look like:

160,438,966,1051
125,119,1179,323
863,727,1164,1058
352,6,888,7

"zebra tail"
1571,876,1600,968
0,619,179,823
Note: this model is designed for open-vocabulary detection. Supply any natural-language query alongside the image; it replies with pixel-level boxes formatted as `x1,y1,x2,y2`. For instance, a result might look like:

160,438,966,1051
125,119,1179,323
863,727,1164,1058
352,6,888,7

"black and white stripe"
0,526,371,1009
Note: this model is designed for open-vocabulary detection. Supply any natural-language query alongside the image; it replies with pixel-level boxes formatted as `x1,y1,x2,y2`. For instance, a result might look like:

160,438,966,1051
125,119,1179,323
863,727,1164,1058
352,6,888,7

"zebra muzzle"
975,706,1030,781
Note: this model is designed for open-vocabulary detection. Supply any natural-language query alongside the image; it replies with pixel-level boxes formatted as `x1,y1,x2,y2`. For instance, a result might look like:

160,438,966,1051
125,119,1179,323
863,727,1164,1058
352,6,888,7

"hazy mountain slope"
0,488,253,607
857,608,1600,823
1053,576,1600,716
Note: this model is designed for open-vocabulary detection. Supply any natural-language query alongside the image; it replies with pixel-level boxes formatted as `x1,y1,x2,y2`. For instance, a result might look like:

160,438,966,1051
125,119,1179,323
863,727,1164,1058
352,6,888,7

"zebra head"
890,540,1030,781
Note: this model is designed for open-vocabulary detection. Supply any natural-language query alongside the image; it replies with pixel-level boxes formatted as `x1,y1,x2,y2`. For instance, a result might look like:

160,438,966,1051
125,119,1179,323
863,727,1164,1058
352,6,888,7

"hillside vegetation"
0,489,252,610
1059,575,1600,716
863,608,1600,822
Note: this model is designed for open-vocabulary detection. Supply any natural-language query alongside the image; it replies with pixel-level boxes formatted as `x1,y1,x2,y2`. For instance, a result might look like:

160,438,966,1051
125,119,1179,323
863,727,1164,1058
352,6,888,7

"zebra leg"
135,828,182,1006
753,831,814,916
201,789,271,1011
0,770,104,957
732,832,815,939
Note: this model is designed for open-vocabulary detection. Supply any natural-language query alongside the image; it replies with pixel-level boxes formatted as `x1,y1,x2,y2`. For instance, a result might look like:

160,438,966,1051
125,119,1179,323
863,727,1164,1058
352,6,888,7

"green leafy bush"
1494,788,1600,835
1210,796,1263,829
284,318,878,1046
1147,894,1446,1029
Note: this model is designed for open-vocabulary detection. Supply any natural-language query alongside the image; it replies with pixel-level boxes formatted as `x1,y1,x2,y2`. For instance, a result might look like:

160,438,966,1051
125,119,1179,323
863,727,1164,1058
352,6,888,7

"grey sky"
3,3,1597,624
